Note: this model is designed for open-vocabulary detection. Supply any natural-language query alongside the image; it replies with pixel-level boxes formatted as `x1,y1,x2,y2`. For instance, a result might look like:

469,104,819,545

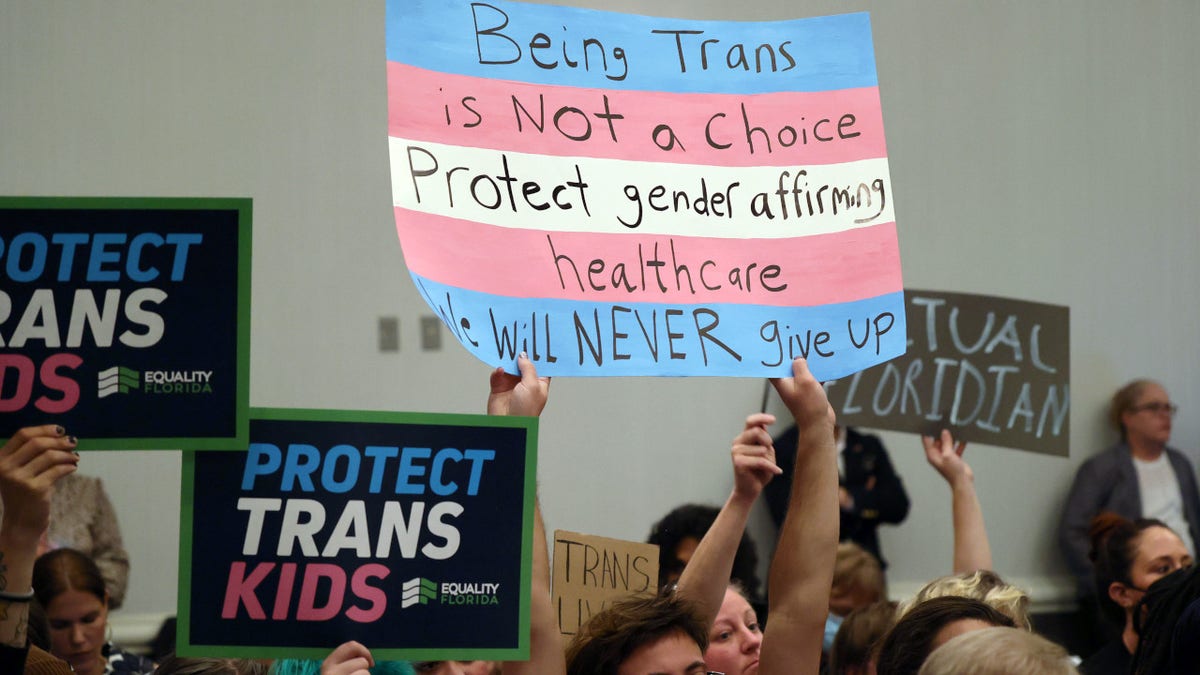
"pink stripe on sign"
388,62,887,168
394,207,901,307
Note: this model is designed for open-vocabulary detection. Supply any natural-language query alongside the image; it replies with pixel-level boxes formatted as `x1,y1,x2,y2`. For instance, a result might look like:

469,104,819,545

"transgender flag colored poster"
387,0,906,379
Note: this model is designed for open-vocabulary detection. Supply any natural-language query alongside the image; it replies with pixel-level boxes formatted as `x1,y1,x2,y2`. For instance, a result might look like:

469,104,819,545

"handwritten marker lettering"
387,0,907,379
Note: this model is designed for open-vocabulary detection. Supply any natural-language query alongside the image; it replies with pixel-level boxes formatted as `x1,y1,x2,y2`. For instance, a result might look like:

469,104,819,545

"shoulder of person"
1079,444,1131,472
1165,445,1197,466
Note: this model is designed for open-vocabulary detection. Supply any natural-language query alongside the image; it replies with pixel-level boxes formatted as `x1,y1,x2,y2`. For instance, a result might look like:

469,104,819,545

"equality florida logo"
98,365,215,398
401,577,500,609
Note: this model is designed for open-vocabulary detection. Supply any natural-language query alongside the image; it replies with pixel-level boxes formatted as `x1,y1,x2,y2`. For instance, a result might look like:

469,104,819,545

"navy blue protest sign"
0,197,251,449
178,409,537,660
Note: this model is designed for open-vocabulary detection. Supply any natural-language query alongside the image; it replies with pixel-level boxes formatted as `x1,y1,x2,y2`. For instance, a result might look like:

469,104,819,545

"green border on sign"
0,196,252,451
177,407,538,661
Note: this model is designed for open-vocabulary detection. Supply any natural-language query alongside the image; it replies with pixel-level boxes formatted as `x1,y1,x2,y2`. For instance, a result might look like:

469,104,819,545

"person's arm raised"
922,430,992,573
759,359,838,675
0,425,79,649
489,354,564,675
675,413,781,628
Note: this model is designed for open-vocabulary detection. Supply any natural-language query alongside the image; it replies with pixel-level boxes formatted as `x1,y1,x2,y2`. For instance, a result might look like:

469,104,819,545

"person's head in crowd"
916,627,1077,675
410,662,497,675
825,543,887,654
703,583,762,675
829,600,898,675
898,569,1031,631
566,593,709,675
272,656,415,675
1110,379,1174,446
647,503,761,599
1088,512,1191,630
874,596,1016,675
153,655,271,675
830,542,886,617
32,548,118,675
1131,564,1200,674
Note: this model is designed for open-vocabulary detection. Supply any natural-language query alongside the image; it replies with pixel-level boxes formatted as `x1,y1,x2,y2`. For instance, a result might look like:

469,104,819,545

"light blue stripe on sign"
387,0,878,94
411,273,906,379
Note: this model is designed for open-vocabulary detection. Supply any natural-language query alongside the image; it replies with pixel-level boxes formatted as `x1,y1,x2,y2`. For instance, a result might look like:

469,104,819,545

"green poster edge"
0,196,252,451
176,407,537,661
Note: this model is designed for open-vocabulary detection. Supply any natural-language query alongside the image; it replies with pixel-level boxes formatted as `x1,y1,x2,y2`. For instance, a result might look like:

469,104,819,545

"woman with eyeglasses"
1059,379,1200,655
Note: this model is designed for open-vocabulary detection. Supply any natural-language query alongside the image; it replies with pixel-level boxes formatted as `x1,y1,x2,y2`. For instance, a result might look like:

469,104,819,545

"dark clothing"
1,643,74,675
765,426,909,566
1079,639,1131,675
0,643,26,675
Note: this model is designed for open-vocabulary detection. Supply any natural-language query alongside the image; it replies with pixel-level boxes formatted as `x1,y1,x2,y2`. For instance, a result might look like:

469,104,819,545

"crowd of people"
1,359,1198,675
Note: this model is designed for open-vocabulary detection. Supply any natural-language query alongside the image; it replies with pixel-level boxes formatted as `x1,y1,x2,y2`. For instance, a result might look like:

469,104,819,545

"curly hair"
647,503,762,600
898,569,1030,631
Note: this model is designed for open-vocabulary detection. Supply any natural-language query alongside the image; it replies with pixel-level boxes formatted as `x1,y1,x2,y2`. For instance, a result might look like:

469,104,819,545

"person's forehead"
1136,526,1188,561
47,589,104,614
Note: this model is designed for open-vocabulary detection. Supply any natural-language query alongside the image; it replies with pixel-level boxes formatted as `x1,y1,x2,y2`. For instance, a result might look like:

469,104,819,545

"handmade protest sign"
827,290,1070,455
0,197,251,449
178,409,538,660
387,0,905,378
551,530,658,639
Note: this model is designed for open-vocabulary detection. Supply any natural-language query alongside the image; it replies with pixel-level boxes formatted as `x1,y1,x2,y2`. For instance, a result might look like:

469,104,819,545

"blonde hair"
898,570,1031,631
832,542,886,602
917,627,1077,675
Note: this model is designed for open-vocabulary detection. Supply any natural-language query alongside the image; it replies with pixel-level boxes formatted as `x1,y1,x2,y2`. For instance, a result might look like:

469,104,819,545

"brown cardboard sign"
827,289,1069,456
552,530,658,639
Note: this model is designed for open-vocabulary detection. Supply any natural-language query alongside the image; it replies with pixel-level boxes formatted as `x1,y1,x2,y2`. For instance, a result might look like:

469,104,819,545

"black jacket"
765,426,909,566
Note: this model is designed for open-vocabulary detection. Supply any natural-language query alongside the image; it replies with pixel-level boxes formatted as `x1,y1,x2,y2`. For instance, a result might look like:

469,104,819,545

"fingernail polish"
55,425,66,436
68,436,78,445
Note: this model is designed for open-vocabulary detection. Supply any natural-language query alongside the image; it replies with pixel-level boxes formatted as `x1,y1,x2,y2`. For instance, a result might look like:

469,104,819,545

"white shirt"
1134,453,1197,555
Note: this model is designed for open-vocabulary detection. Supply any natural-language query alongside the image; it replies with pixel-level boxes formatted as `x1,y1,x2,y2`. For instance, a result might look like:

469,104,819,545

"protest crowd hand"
320,640,374,675
0,425,78,650
0,425,79,537
487,352,550,418
769,358,835,437
922,429,992,573
922,429,972,487
731,413,783,502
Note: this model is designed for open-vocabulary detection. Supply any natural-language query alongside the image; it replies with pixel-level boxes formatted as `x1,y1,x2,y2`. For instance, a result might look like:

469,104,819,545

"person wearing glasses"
1058,379,1200,650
